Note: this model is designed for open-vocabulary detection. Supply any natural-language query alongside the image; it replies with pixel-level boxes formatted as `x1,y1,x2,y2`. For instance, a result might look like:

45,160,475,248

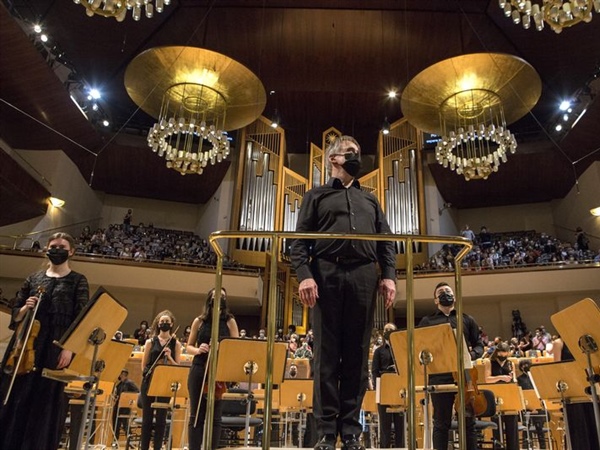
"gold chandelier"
125,46,266,175
499,0,600,33
73,0,170,21
401,53,542,181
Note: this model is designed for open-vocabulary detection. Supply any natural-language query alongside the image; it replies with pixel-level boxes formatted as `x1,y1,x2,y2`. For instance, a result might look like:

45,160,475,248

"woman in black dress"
187,288,239,450
139,310,182,450
0,232,90,449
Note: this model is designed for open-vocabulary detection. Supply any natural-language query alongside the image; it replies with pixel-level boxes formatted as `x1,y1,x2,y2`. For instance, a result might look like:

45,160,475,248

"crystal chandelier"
125,46,266,176
435,90,517,180
147,83,231,175
499,0,600,33
73,0,170,22
401,53,541,181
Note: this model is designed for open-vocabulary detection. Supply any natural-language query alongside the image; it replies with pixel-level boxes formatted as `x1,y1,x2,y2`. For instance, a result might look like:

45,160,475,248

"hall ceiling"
1,1,599,224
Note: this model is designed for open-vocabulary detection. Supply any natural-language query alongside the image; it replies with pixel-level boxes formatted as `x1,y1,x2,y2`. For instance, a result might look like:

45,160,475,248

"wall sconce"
438,202,452,215
49,197,65,208
591,206,600,216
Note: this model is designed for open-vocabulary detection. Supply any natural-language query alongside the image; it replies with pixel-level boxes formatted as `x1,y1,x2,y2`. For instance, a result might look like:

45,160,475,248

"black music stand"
214,338,287,448
147,364,190,450
388,324,471,449
42,287,128,450
550,297,600,446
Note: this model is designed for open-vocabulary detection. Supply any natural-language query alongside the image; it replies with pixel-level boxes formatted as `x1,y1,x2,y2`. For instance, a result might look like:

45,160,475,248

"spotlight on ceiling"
590,206,600,216
381,117,391,135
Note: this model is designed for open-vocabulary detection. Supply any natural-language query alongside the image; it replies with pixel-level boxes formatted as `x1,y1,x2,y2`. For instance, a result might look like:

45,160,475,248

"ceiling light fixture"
381,117,391,135
590,206,600,216
73,0,170,22
499,0,599,33
125,46,266,175
401,53,541,181
48,197,65,207
270,109,280,129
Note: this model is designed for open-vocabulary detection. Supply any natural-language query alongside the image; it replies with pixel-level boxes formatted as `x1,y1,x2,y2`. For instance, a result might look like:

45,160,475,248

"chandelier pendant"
125,46,266,176
401,53,541,181
498,0,600,33
73,0,170,22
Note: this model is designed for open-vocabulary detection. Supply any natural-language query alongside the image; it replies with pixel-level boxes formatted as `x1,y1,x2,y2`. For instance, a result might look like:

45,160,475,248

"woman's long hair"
199,288,233,321
150,309,176,337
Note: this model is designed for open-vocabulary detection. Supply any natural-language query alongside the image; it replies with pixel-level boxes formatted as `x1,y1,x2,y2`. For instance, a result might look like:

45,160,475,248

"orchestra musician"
417,282,484,450
139,310,182,450
186,288,239,450
0,232,90,450
484,342,519,450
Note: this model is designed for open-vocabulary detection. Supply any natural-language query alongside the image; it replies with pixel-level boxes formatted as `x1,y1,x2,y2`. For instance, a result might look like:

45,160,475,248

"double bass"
3,287,45,405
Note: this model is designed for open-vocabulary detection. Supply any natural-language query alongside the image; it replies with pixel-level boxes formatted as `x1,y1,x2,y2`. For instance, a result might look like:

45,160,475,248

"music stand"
550,297,600,445
280,379,313,446
147,364,190,450
388,324,470,449
214,339,287,447
529,360,589,449
43,287,128,450
80,340,134,446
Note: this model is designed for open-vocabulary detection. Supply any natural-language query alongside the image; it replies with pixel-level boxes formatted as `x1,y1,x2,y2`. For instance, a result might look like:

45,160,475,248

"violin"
3,287,45,376
454,367,488,417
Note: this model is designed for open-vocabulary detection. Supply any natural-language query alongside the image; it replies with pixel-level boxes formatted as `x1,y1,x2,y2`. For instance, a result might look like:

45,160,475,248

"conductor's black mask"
341,152,361,177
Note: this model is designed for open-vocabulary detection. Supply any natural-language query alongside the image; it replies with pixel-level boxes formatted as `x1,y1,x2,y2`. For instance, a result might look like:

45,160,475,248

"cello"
3,286,45,405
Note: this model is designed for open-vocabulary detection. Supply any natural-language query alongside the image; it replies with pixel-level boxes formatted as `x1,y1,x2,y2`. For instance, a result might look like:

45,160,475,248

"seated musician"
484,342,518,450
112,368,140,443
516,359,547,449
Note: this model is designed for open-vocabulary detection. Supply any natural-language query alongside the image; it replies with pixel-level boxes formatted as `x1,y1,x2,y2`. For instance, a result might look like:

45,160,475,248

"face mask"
47,248,69,265
438,291,454,307
341,152,361,177
383,329,393,341
496,355,508,362
158,322,172,332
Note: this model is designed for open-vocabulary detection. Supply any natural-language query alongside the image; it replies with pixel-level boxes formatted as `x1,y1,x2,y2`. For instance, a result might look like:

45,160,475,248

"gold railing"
205,231,473,450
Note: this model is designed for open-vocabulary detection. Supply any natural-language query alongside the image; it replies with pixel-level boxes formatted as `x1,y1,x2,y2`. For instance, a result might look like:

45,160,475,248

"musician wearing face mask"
484,342,518,450
139,310,181,450
186,288,239,450
291,135,397,450
371,323,404,448
0,232,89,450
417,282,484,450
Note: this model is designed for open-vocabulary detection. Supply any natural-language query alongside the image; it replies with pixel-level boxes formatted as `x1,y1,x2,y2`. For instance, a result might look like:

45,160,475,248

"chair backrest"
477,389,496,418
221,397,257,416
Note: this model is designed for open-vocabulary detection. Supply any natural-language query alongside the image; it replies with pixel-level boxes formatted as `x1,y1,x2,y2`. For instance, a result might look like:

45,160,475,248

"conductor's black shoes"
342,435,365,450
314,434,336,450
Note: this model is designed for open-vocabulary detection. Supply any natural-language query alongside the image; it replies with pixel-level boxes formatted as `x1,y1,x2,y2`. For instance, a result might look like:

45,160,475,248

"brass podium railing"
205,231,473,450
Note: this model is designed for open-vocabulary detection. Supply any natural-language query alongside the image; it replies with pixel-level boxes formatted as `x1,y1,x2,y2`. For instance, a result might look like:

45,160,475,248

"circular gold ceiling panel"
401,53,542,134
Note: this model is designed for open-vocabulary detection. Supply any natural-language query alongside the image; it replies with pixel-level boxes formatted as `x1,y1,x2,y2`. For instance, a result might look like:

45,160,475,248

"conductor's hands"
379,279,396,309
298,278,319,308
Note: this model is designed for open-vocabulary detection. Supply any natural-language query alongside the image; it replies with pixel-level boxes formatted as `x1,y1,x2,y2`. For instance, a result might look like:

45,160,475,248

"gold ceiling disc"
125,46,266,131
400,53,542,134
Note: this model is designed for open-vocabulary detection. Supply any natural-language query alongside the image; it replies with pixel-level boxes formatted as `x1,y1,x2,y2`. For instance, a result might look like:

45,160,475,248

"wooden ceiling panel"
0,1,598,216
